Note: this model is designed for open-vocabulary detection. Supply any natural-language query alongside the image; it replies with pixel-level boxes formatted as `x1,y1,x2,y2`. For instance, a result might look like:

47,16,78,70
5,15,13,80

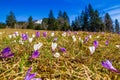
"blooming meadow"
0,29,120,80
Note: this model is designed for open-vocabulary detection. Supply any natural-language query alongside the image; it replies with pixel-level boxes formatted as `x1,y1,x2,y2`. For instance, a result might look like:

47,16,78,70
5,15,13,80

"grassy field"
0,29,120,80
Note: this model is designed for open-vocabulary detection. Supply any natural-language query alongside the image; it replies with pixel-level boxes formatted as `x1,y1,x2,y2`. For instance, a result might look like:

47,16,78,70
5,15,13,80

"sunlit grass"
0,29,120,80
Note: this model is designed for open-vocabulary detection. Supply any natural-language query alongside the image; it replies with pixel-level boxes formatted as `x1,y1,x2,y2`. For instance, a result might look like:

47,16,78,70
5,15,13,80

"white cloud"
108,8,120,16
103,5,120,21
111,14,120,22
104,5,120,11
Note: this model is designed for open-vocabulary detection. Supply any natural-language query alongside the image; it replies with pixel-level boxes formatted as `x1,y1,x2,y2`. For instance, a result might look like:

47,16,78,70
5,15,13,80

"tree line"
0,4,120,33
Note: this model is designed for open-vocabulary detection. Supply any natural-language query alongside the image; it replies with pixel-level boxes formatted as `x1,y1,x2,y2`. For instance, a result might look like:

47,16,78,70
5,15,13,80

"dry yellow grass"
0,29,120,80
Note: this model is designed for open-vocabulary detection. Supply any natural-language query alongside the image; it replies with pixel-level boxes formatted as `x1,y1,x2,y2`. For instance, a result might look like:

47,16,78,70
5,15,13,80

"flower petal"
30,50,39,59
1,47,11,54
101,60,119,73
31,78,42,80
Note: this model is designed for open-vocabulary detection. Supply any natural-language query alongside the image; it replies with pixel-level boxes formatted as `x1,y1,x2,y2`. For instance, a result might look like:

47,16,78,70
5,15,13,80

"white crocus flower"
13,40,16,43
62,32,66,37
72,35,76,42
51,32,54,37
16,33,19,36
28,37,33,43
89,46,95,54
0,32,2,35
116,45,120,48
26,32,28,34
79,37,82,40
96,36,100,38
89,35,92,39
32,34,35,38
34,42,43,51
15,31,19,36
8,35,12,39
51,42,57,51
12,34,16,38
15,31,18,33
79,37,83,43
54,52,60,58
81,40,84,43
19,39,24,45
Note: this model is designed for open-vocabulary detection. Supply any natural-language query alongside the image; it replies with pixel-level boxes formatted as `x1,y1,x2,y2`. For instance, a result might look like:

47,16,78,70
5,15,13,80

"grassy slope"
0,29,120,80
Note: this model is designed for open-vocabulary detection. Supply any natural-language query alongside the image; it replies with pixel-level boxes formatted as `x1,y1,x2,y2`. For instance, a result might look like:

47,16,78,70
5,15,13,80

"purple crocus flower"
74,31,77,35
84,36,89,43
36,31,40,37
30,50,39,59
67,30,71,36
106,40,109,46
108,35,111,39
22,34,28,40
0,47,14,58
101,60,120,73
118,32,120,35
53,37,58,42
94,32,96,34
43,32,47,37
102,32,104,34
93,40,98,48
25,67,42,80
14,31,19,36
60,47,66,53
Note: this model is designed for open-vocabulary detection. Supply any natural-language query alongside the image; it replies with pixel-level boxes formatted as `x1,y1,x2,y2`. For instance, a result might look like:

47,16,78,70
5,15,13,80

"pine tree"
88,4,102,32
62,11,70,30
115,19,120,33
41,18,49,30
57,10,64,30
27,16,34,29
57,11,70,31
83,7,89,31
88,4,95,31
63,11,70,24
72,18,80,31
0,23,6,28
48,10,56,30
6,11,16,28
79,11,84,30
79,11,83,30
58,10,63,19
72,4,104,32
104,13,113,32
93,10,104,32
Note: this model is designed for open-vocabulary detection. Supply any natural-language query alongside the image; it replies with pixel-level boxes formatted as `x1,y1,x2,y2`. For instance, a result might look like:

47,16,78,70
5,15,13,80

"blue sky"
0,0,120,23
